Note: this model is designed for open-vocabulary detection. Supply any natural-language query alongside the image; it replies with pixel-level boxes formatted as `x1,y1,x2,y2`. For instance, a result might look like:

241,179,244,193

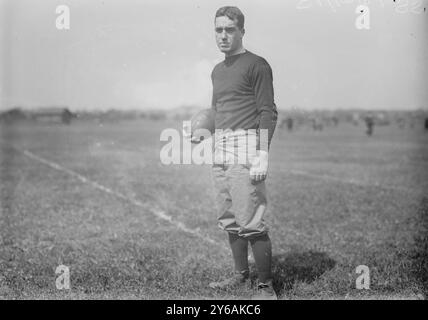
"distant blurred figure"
364,113,374,136
425,117,428,131
279,117,294,132
285,117,293,131
312,117,323,131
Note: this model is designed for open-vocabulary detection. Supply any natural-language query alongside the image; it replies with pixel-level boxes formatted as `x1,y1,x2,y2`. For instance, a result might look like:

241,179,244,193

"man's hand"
249,150,269,182
183,122,202,144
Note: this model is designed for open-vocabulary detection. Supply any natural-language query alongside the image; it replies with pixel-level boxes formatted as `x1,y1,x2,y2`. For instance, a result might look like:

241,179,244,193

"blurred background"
1,0,428,300
1,0,427,126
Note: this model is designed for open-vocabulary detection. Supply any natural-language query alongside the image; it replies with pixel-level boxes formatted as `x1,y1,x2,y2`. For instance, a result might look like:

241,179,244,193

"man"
206,6,278,300
364,112,374,136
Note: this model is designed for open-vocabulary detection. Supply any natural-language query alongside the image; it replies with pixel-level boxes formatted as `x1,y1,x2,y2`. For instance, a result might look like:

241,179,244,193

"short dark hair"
215,6,245,30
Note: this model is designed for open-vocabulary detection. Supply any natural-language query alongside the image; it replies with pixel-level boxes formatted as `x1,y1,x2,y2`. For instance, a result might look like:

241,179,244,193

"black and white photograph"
0,0,427,305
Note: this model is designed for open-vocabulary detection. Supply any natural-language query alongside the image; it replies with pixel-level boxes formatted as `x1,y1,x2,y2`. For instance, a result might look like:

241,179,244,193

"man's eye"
215,27,236,33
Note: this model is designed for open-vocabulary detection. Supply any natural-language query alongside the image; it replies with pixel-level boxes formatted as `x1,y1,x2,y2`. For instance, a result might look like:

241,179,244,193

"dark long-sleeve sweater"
211,50,278,151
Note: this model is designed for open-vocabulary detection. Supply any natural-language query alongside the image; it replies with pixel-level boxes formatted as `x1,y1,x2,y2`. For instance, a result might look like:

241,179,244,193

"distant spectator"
286,118,293,131
364,113,374,136
312,117,323,131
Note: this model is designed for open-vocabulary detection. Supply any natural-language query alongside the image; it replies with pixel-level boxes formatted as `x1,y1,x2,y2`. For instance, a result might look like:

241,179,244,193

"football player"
185,6,278,299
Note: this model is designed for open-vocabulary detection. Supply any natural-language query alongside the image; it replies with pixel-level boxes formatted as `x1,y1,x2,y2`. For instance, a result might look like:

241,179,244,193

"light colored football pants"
211,129,269,238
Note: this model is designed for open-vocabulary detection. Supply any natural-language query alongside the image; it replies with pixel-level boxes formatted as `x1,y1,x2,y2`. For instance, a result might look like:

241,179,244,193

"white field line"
281,168,418,194
112,140,418,194
17,147,227,251
84,135,419,194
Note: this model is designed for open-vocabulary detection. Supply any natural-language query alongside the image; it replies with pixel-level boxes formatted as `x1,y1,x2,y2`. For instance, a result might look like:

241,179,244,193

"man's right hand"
183,122,202,144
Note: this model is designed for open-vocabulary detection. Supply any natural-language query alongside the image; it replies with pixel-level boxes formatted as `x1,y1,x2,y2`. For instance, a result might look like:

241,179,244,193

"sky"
1,0,427,111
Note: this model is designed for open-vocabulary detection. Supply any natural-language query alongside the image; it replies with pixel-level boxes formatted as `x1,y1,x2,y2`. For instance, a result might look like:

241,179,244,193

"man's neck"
225,46,246,58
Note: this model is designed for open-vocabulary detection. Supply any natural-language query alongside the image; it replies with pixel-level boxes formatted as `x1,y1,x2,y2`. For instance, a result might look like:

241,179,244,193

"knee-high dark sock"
250,233,272,283
228,233,249,274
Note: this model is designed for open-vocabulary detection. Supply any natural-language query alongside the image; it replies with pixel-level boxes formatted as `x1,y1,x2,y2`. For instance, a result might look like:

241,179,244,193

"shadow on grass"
270,250,336,295
409,196,428,297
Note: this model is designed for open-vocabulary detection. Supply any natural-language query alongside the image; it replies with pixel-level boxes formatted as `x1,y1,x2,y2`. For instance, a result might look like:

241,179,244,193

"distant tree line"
1,106,427,131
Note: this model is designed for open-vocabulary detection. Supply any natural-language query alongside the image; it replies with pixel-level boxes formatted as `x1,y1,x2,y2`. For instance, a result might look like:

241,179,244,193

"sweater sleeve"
211,70,217,112
251,59,278,152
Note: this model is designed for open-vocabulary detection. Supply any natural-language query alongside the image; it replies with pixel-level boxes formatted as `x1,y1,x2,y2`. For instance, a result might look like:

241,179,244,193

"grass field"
0,119,427,300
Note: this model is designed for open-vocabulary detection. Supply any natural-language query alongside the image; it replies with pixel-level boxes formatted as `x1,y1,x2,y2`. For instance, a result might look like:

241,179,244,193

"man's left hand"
250,150,269,182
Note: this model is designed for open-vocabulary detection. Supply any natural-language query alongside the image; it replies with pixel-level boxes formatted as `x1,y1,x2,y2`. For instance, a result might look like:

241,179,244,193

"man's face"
214,16,244,55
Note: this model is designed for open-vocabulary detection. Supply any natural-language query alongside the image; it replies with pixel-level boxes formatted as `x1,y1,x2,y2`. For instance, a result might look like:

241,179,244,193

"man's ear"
241,28,245,36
